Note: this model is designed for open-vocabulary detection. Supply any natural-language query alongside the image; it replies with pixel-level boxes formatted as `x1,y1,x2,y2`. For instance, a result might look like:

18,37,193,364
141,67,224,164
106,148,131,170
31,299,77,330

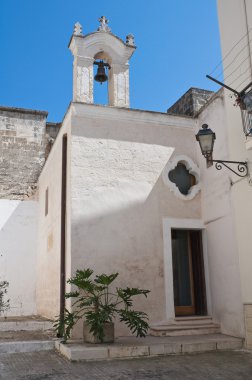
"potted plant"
55,268,150,343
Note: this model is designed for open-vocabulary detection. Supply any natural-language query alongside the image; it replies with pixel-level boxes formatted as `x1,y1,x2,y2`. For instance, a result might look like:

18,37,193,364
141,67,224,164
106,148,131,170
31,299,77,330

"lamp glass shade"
243,90,252,113
196,125,216,158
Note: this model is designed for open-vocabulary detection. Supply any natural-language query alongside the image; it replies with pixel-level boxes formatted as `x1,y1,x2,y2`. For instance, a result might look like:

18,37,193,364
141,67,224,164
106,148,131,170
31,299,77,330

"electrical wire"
209,26,252,76
230,74,252,92
229,70,251,88
215,40,251,79
220,54,251,83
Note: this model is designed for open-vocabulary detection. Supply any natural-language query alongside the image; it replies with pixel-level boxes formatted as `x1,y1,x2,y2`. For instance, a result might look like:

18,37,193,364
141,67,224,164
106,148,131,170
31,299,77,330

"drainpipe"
59,134,67,334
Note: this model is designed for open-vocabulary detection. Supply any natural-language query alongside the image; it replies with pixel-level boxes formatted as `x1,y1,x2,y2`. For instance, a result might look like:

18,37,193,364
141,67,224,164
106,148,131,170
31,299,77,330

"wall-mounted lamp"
195,124,248,177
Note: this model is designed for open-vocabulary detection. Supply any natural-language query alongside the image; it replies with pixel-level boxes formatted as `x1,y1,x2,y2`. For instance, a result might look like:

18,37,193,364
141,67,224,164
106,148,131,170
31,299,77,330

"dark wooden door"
172,229,206,317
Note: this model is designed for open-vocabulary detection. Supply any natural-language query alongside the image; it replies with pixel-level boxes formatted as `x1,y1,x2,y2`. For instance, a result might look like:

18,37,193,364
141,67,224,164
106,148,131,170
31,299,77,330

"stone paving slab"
0,318,54,332
0,340,55,354
0,349,252,380
0,316,52,322
0,330,55,342
56,333,243,361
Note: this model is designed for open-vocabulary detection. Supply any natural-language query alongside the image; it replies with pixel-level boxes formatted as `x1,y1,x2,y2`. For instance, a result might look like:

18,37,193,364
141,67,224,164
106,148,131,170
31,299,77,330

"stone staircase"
150,316,221,337
0,316,57,354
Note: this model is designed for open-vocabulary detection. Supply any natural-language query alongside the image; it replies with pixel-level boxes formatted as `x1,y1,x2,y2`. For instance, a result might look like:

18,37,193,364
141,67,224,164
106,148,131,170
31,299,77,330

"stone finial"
97,16,111,32
126,34,135,46
74,22,83,36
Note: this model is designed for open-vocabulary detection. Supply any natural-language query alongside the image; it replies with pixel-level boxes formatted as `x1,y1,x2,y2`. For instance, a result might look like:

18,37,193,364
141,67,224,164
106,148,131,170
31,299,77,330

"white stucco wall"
216,0,252,339
218,0,252,306
197,92,244,337
0,199,38,316
70,103,200,337
36,112,71,320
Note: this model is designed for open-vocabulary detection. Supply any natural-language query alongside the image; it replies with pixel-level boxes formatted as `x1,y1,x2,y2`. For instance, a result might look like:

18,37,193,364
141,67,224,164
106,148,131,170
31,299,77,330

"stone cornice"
70,102,197,130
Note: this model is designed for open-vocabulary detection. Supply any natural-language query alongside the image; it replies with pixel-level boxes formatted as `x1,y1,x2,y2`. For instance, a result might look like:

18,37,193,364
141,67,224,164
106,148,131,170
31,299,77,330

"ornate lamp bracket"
206,158,248,177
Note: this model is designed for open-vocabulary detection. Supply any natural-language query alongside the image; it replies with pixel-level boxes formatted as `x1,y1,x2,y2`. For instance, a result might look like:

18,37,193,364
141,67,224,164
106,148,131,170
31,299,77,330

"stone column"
73,57,94,103
108,63,130,108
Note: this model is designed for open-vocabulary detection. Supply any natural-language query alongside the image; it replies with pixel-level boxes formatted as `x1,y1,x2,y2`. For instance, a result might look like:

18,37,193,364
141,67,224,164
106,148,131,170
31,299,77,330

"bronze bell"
94,61,108,84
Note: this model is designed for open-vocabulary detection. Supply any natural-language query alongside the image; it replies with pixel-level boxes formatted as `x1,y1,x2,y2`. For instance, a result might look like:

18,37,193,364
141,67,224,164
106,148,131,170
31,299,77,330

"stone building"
0,10,252,346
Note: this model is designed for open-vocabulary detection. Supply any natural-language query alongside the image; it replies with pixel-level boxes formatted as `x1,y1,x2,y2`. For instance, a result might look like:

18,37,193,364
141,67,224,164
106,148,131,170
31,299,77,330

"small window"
45,187,49,216
162,155,200,200
168,163,196,195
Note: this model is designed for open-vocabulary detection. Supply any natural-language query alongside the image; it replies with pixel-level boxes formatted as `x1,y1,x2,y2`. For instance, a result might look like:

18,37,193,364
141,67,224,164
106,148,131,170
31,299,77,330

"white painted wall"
197,92,244,337
0,199,38,316
36,112,72,320
70,103,201,337
218,0,252,306
215,0,252,339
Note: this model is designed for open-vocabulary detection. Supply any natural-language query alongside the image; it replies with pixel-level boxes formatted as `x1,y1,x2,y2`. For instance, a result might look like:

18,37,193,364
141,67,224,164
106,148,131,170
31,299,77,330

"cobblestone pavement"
0,350,252,380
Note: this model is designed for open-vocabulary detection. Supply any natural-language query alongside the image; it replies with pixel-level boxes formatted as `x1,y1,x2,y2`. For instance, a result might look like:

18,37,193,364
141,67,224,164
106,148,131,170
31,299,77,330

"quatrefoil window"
168,163,196,195
162,155,200,200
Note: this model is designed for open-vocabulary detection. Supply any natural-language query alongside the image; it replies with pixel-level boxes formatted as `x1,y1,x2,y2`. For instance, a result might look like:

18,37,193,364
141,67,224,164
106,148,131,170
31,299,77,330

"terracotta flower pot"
83,321,114,343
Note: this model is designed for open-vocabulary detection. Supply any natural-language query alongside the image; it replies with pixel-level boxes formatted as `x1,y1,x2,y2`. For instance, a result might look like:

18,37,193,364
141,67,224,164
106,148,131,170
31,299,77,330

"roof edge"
0,105,48,117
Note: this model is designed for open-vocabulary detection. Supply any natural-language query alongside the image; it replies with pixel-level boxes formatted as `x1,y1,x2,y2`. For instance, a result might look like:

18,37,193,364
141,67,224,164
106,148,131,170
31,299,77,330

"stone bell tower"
69,16,136,108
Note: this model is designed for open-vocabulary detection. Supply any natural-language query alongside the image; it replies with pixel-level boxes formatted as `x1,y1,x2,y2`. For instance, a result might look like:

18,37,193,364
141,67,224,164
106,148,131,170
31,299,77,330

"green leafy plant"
0,280,9,315
54,268,150,343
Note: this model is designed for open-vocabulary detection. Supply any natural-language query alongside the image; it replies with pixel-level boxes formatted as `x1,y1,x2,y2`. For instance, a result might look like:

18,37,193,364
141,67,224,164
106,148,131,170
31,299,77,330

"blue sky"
0,0,222,122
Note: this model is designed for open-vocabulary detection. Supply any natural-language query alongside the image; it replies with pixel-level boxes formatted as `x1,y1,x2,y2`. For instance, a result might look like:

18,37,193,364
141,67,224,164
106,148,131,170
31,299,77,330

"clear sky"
0,0,222,122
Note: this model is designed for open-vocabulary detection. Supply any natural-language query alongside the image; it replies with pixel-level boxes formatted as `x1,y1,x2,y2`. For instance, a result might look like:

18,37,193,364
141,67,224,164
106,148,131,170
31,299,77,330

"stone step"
0,340,55,354
174,316,214,324
150,323,221,337
0,316,54,332
56,334,243,361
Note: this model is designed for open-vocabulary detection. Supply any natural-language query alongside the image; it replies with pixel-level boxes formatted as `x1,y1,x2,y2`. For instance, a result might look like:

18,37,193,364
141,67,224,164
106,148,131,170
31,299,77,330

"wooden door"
172,229,195,316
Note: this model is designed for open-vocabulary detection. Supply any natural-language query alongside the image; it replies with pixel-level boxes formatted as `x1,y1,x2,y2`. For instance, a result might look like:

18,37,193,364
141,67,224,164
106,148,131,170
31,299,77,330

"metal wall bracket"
209,159,248,177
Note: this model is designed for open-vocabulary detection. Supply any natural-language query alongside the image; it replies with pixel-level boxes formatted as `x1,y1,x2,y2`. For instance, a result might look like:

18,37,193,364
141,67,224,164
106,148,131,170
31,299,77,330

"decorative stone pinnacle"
126,34,135,46
97,16,111,32
74,22,83,36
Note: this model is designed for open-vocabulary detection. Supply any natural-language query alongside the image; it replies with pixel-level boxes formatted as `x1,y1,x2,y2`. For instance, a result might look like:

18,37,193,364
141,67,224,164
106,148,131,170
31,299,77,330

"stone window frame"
162,155,200,200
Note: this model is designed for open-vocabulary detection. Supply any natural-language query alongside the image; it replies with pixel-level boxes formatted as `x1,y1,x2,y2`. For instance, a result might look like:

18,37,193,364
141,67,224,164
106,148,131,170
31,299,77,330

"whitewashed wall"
36,113,71,320
218,0,252,307
70,103,200,337
197,91,244,337
0,199,38,316
217,0,252,343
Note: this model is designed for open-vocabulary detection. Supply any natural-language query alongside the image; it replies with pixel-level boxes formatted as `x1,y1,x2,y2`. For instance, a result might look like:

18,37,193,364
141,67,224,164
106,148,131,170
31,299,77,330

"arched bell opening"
69,19,135,107
93,52,111,105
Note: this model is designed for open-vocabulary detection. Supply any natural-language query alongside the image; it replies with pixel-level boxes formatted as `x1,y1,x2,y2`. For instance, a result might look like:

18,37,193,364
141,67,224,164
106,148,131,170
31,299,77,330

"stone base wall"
244,304,252,348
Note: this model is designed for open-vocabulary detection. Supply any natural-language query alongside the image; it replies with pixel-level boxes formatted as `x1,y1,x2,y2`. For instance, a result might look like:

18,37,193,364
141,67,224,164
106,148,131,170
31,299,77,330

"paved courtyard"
0,350,252,379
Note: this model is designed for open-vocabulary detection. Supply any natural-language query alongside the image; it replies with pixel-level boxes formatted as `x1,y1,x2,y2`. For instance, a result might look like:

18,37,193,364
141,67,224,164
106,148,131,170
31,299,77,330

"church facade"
1,8,252,346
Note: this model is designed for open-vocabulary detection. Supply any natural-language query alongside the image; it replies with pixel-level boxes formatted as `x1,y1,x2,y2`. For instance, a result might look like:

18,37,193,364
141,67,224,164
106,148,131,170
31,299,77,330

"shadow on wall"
71,176,166,336
0,200,38,316
72,113,196,154
71,174,179,325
